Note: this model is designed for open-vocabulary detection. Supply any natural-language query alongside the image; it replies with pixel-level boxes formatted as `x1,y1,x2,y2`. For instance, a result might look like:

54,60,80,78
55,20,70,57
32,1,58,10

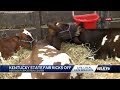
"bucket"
73,13,100,29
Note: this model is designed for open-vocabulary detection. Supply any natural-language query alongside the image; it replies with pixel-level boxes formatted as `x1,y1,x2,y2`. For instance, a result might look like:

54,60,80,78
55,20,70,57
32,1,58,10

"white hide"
114,35,120,42
101,35,108,46
22,29,34,39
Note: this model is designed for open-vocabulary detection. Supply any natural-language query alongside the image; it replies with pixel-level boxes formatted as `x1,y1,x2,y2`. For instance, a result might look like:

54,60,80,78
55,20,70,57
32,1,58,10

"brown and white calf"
15,22,80,79
87,30,120,60
0,29,35,60
52,22,120,60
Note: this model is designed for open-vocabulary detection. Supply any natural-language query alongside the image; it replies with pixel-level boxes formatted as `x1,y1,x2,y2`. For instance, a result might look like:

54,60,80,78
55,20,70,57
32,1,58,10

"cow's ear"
16,33,19,36
19,29,24,33
13,36,19,42
47,22,57,30
54,22,59,26
47,22,53,28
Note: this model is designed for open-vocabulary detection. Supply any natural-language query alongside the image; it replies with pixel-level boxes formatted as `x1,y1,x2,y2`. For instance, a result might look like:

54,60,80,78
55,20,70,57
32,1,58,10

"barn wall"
0,11,120,40
0,11,95,40
41,11,94,24
0,28,47,41
0,11,95,28
1,11,120,29
0,12,35,28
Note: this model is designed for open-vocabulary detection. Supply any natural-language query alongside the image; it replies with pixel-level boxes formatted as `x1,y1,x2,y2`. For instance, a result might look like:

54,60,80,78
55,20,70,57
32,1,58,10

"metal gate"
107,11,120,28
95,11,109,29
97,11,120,28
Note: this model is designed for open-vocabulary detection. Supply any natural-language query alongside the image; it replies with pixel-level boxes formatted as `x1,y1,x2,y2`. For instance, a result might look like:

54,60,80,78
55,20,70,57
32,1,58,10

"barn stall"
0,11,120,79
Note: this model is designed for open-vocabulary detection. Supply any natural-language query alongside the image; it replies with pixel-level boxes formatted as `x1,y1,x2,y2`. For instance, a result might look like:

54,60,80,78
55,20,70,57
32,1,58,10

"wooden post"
38,11,43,40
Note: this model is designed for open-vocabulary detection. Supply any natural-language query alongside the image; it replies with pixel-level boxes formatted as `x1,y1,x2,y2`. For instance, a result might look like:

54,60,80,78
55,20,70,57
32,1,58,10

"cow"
53,22,108,51
87,29,120,60
15,22,81,79
73,24,120,60
52,22,79,44
0,29,35,60
51,22,120,60
46,22,108,51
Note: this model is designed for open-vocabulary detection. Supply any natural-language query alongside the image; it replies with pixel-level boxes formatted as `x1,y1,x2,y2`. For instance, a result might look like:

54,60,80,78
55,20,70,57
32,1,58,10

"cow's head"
47,22,74,50
55,22,74,40
47,22,78,41
47,22,84,49
16,29,35,49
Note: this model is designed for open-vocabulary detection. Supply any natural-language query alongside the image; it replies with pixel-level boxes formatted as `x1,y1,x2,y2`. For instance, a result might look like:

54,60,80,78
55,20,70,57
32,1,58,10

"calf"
52,22,120,60
74,27,120,60
0,29,35,60
49,22,108,51
15,23,80,79
16,40,80,79
87,29,120,60
76,28,108,51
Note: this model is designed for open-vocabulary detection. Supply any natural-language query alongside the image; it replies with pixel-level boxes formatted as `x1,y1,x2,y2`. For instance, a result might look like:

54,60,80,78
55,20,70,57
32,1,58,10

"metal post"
107,11,110,28
94,11,97,13
72,11,75,16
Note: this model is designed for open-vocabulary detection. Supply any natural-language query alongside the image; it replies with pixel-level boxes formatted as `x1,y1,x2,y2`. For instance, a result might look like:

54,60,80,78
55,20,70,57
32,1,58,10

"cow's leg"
2,52,13,60
114,50,120,62
94,53,107,60
15,46,20,53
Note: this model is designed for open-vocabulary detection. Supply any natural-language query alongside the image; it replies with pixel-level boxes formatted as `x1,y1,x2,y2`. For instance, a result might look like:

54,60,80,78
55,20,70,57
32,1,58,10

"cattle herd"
0,21,120,79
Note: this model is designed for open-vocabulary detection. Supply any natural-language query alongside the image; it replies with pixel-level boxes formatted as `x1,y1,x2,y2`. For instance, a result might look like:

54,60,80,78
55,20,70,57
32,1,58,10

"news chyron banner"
0,65,120,73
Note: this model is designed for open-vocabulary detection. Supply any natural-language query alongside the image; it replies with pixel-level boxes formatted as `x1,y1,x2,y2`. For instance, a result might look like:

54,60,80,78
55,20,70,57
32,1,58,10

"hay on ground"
1,42,120,79
0,47,32,79
61,42,120,79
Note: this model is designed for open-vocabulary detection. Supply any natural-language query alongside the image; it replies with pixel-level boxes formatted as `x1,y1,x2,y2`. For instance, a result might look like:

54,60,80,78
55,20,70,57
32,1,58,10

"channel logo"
96,66,110,71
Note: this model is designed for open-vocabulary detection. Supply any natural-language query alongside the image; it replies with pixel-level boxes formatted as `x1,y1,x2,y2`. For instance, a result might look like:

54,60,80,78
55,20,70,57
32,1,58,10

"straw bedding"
1,43,120,79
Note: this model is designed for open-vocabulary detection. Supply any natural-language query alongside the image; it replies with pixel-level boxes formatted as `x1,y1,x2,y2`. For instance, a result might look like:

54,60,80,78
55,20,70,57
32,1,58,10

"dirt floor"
1,43,120,79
